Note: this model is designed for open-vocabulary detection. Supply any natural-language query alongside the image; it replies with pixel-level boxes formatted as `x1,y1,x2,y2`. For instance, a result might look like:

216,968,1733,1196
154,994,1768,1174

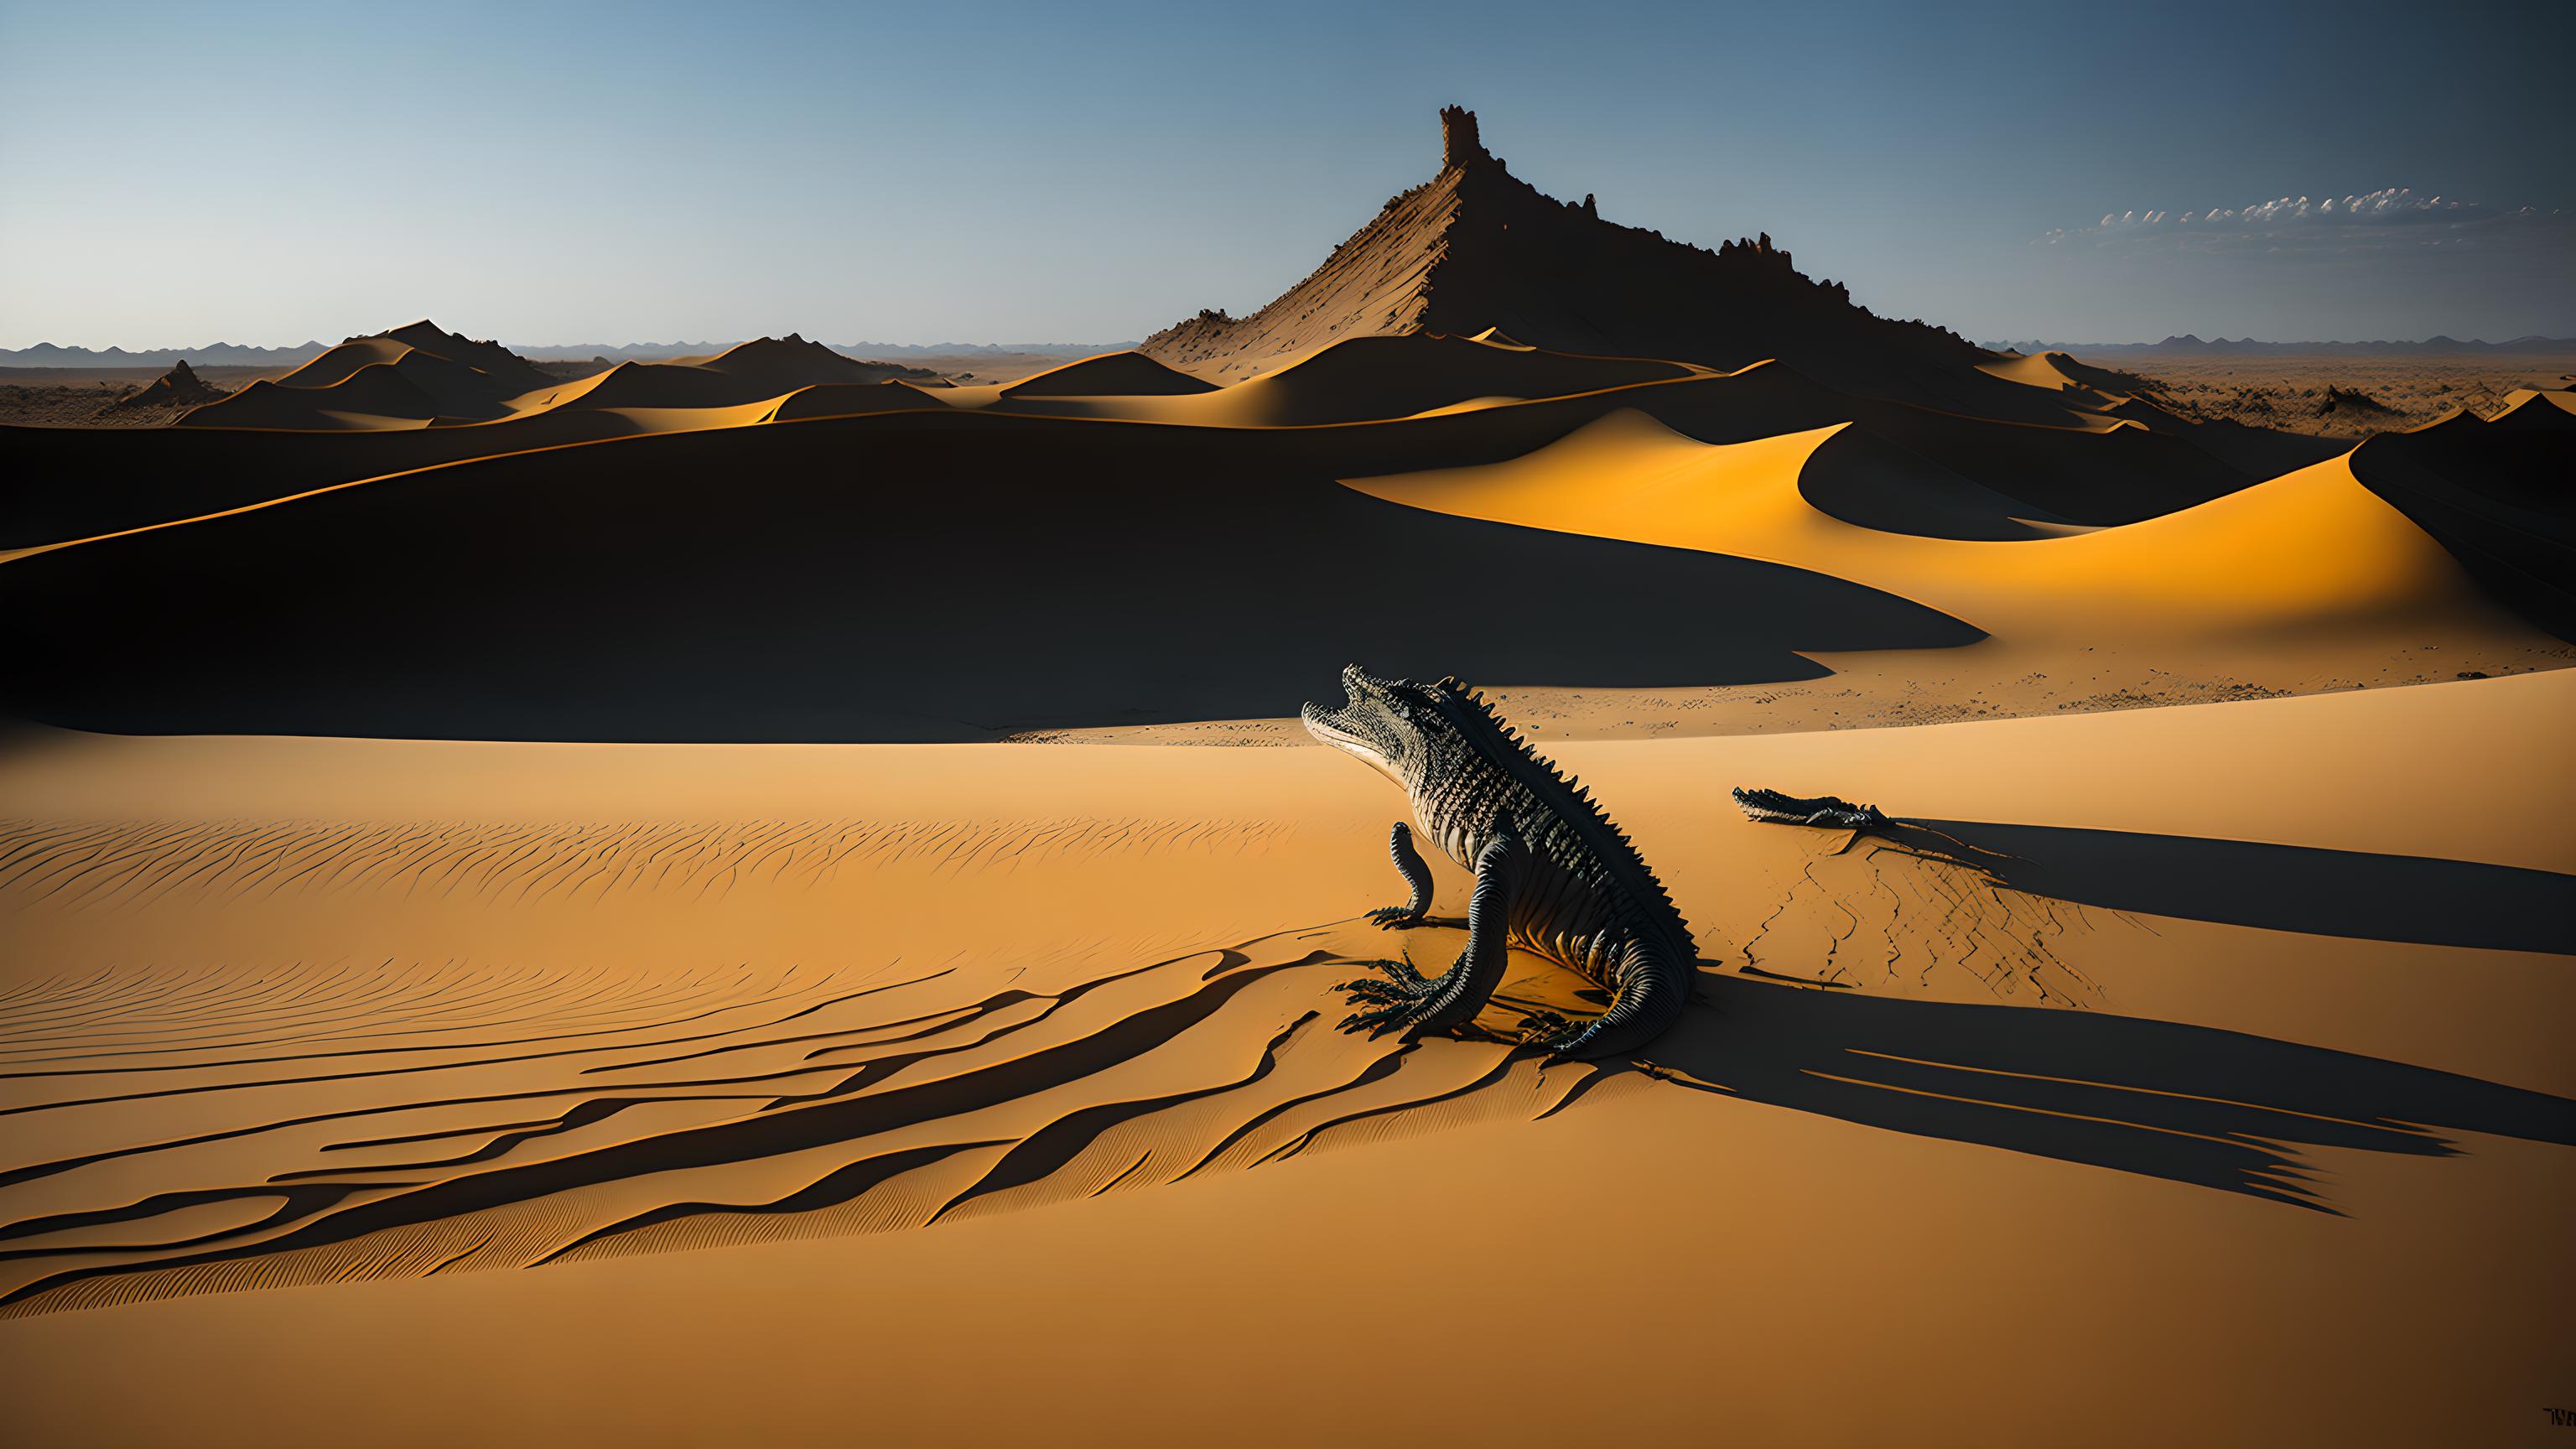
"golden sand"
3,304,2570,1446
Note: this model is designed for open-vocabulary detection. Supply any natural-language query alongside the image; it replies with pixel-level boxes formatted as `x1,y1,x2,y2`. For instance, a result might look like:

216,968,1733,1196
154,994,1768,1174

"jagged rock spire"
1440,105,1486,170
1140,104,1987,395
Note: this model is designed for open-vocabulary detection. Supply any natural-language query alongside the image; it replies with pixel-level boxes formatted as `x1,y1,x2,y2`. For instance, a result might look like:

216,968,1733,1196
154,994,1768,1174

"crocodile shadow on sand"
3,924,2572,1322
1867,819,2576,956
1613,971,2576,1213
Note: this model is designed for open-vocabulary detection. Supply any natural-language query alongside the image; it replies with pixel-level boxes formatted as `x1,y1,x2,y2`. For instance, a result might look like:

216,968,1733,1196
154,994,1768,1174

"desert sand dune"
953,334,1699,427
514,360,755,412
0,670,2568,1441
0,413,642,551
765,379,951,422
5,370,2541,745
2088,385,2345,479
2490,386,2576,427
1129,334,1698,427
1977,348,2168,408
1340,411,2568,728
12,330,2321,561
0,366,1892,553
182,321,554,431
664,333,922,389
507,335,935,419
1349,411,2532,646
267,334,417,391
182,365,444,431
0,415,1976,740
177,329,926,434
988,354,2288,524
996,351,1217,397
2347,421,2576,640
372,320,556,393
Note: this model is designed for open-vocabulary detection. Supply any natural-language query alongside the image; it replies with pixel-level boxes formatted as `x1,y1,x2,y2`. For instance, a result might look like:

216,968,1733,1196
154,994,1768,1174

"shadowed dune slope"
2491,387,2576,428
2348,421,2576,641
768,381,950,422
971,335,1700,426
1182,334,1696,426
667,335,920,389
373,319,555,392
0,418,1976,740
518,361,753,412
1574,364,2283,526
512,337,930,415
1977,349,2166,406
265,334,413,390
0,414,647,550
999,351,1217,397
1348,411,2547,646
182,321,553,430
179,330,921,432
1779,420,2083,540
177,366,442,431
3,358,2273,558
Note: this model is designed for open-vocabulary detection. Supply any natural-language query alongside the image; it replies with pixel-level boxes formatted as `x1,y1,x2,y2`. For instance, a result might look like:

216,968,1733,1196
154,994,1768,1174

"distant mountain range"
1,339,1136,369
1979,335,2576,356
0,340,332,368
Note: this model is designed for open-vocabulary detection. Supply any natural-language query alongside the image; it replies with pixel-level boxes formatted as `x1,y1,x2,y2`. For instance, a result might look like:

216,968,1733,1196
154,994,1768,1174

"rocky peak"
1440,105,1488,171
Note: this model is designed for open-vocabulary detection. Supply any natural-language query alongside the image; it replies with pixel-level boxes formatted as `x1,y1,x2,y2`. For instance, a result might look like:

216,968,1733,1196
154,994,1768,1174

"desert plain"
0,107,2571,1446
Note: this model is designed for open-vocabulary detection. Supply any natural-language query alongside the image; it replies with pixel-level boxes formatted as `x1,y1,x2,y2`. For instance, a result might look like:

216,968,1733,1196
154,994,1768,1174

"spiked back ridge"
1420,675,1694,951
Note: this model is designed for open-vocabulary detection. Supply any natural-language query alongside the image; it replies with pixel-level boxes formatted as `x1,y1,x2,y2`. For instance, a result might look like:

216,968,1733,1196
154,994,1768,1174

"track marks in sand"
1737,828,2135,1005
0,928,1605,1318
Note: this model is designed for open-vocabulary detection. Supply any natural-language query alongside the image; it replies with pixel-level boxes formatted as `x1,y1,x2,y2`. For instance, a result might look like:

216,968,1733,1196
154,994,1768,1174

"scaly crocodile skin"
1302,664,1694,1060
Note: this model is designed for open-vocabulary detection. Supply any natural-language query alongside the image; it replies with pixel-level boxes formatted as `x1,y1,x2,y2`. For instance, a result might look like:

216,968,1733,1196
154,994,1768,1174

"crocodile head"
1301,663,1444,790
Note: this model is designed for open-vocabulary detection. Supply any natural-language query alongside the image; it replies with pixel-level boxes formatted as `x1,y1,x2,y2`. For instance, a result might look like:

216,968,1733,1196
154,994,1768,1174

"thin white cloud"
2037,187,2568,257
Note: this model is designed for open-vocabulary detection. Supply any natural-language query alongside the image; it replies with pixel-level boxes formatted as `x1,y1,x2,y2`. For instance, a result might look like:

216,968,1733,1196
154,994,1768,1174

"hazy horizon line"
6,327,2571,358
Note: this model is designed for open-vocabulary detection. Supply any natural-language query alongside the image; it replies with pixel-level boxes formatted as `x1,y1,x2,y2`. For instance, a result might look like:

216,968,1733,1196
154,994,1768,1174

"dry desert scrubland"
2,111,2571,1447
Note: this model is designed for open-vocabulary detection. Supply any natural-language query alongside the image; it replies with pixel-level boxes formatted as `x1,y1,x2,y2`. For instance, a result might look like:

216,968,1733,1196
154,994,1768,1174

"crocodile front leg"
1338,824,1515,1040
1364,822,1436,928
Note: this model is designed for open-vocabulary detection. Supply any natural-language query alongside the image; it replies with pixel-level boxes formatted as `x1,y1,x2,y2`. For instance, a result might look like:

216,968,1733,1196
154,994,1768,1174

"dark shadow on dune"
6,928,2572,1316
0,415,1979,741
2348,426,2576,642
1793,419,2080,541
1639,974,2576,1212
1877,820,2576,957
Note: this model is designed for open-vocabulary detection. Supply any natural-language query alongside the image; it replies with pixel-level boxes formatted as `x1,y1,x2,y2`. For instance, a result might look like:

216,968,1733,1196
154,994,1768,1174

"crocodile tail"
1546,932,1689,1062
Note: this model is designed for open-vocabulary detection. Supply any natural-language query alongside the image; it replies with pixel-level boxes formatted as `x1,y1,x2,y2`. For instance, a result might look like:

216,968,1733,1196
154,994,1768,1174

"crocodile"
1731,787,1888,831
1301,664,1696,1060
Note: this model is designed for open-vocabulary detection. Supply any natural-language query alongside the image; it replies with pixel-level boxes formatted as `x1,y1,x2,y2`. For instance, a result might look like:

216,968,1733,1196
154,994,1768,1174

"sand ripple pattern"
0,927,1602,1318
0,815,1291,913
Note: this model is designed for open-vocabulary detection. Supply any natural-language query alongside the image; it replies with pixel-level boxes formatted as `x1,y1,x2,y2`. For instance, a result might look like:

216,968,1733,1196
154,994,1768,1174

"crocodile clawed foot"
1335,953,1434,1014
1366,906,1427,929
1337,1000,1429,1040
1334,956,1492,1043
1337,953,1429,992
1335,978,1413,1008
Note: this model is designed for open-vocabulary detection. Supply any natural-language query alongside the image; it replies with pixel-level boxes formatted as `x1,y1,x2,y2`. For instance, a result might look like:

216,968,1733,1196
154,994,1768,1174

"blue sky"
3,0,2568,348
